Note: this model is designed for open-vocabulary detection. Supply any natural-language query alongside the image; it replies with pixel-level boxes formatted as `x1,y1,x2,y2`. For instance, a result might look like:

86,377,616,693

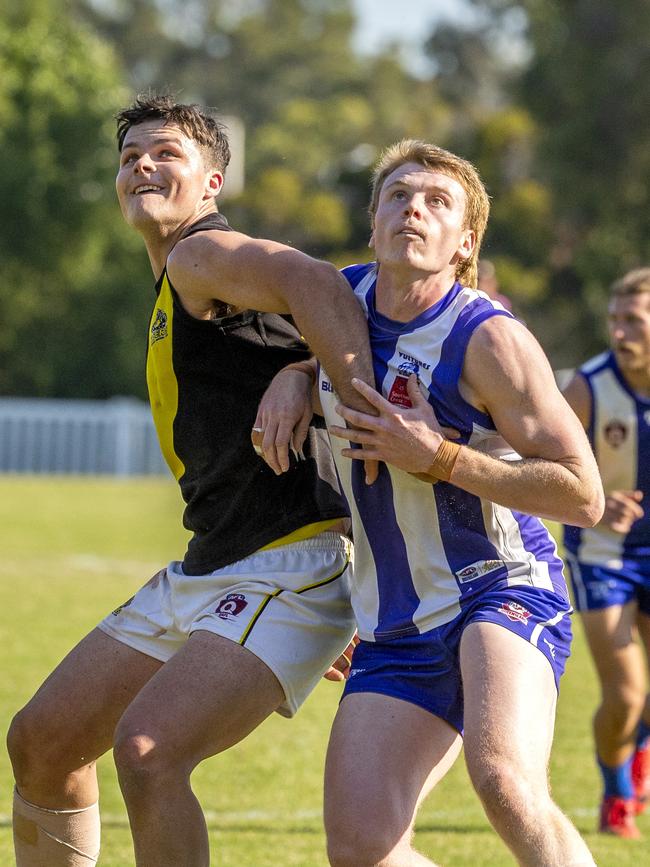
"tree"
425,0,650,365
0,0,152,397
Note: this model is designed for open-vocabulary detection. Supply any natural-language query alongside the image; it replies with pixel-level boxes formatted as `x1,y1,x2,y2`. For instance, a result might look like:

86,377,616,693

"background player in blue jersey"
257,139,603,866
563,268,650,838
7,95,377,867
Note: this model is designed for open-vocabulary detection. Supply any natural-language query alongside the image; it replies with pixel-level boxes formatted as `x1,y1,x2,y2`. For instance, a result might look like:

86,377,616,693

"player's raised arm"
167,231,376,415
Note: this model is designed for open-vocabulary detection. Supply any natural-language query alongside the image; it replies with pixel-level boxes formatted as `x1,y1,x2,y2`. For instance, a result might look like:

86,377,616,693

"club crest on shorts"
498,600,532,624
215,593,248,620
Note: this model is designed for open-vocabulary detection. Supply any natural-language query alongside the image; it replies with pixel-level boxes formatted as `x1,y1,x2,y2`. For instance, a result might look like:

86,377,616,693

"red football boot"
631,743,650,815
599,796,641,838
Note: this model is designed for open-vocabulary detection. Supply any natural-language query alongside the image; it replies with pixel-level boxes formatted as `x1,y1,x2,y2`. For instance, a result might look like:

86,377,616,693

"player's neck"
374,267,456,322
140,206,217,279
622,365,650,399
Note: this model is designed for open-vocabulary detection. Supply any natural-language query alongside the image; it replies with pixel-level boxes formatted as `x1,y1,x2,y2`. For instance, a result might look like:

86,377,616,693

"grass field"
0,475,647,865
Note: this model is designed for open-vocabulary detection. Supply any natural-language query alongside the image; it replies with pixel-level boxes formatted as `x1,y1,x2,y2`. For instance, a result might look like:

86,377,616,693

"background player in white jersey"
6,94,377,867
563,268,650,838
256,139,603,866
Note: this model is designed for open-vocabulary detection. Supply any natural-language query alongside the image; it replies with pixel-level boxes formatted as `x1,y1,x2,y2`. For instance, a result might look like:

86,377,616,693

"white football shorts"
98,532,355,717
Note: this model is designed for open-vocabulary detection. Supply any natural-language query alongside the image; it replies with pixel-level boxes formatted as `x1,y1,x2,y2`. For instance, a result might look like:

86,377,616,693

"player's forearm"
447,447,604,527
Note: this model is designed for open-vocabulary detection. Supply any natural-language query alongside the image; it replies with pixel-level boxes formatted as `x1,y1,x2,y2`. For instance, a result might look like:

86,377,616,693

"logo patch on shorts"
498,600,532,624
215,593,248,620
456,559,505,583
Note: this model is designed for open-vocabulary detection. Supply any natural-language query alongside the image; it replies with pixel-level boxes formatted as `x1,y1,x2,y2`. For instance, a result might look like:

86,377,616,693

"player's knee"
113,728,184,791
467,753,540,818
602,682,646,720
7,706,60,782
326,814,409,867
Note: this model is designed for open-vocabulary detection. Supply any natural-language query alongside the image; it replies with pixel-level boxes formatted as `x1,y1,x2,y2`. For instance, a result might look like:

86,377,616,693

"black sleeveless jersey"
146,213,347,574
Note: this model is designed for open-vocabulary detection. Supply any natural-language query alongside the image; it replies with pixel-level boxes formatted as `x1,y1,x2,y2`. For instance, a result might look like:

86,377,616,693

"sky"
351,0,470,73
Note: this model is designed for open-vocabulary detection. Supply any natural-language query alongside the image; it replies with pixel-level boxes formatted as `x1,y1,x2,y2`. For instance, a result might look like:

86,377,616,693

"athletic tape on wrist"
425,439,461,482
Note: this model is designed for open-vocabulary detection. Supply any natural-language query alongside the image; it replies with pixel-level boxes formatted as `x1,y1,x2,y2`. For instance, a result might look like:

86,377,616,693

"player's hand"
601,489,644,534
329,375,457,476
323,634,360,682
252,367,314,474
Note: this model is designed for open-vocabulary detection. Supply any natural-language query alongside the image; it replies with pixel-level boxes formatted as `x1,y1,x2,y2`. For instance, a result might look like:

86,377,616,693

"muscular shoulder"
167,229,246,286
462,315,553,412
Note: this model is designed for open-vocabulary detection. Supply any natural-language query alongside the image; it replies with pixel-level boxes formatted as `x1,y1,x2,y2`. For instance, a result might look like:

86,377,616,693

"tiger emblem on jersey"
150,308,168,345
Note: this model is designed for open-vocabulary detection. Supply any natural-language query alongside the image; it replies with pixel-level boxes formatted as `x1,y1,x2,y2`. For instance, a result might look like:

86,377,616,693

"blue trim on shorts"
566,556,650,614
343,583,572,735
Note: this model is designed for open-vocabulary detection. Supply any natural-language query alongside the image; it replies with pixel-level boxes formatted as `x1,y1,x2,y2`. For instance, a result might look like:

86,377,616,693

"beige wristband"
427,438,461,481
412,439,461,484
281,360,317,385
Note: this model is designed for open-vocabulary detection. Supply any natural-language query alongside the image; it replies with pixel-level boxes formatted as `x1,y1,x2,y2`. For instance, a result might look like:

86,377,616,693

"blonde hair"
369,139,490,288
611,267,650,298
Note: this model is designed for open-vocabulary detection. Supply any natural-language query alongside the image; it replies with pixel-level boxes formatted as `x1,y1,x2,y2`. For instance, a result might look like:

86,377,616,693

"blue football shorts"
342,583,572,735
565,553,650,615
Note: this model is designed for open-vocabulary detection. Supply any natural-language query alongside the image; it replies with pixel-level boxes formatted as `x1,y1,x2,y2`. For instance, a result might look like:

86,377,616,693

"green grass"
0,477,647,865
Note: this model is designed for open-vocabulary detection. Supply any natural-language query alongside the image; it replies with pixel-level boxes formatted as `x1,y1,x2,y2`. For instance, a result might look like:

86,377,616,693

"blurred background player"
7,94,375,867
563,267,650,838
477,257,512,311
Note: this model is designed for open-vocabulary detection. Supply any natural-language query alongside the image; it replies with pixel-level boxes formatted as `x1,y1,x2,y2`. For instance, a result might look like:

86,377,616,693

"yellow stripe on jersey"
146,274,185,481
239,540,352,647
258,519,341,551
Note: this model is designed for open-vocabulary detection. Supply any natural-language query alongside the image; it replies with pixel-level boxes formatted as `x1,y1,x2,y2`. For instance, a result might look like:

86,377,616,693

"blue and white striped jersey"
319,263,567,641
564,351,650,566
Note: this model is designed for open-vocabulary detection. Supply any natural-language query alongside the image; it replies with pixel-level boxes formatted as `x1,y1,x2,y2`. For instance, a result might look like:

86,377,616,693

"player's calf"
13,788,100,866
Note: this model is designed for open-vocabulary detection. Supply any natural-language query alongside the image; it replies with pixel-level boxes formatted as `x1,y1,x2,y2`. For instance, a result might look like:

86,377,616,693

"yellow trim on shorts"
239,543,351,647
258,519,341,551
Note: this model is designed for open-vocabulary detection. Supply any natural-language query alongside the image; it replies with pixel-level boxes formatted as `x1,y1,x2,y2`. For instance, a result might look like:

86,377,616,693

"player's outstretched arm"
167,231,376,415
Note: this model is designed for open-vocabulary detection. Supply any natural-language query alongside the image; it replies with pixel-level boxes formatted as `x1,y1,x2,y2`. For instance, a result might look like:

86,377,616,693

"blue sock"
637,718,650,750
598,755,634,798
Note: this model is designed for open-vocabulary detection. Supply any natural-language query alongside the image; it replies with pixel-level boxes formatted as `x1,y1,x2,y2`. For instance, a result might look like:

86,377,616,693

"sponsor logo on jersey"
348,668,365,678
498,600,532,624
150,308,168,345
215,593,248,620
321,379,334,393
456,559,505,583
398,351,431,371
388,374,412,407
603,419,627,448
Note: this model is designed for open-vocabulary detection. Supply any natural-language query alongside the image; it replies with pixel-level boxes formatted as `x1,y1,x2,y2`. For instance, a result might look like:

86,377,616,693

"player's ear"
456,228,475,262
368,224,375,249
205,171,224,200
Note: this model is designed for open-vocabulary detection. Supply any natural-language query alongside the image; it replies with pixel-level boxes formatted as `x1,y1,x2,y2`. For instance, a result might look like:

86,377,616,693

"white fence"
0,397,167,476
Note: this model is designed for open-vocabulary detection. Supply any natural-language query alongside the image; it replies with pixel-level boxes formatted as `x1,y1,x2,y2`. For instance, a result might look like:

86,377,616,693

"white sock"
13,788,100,866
